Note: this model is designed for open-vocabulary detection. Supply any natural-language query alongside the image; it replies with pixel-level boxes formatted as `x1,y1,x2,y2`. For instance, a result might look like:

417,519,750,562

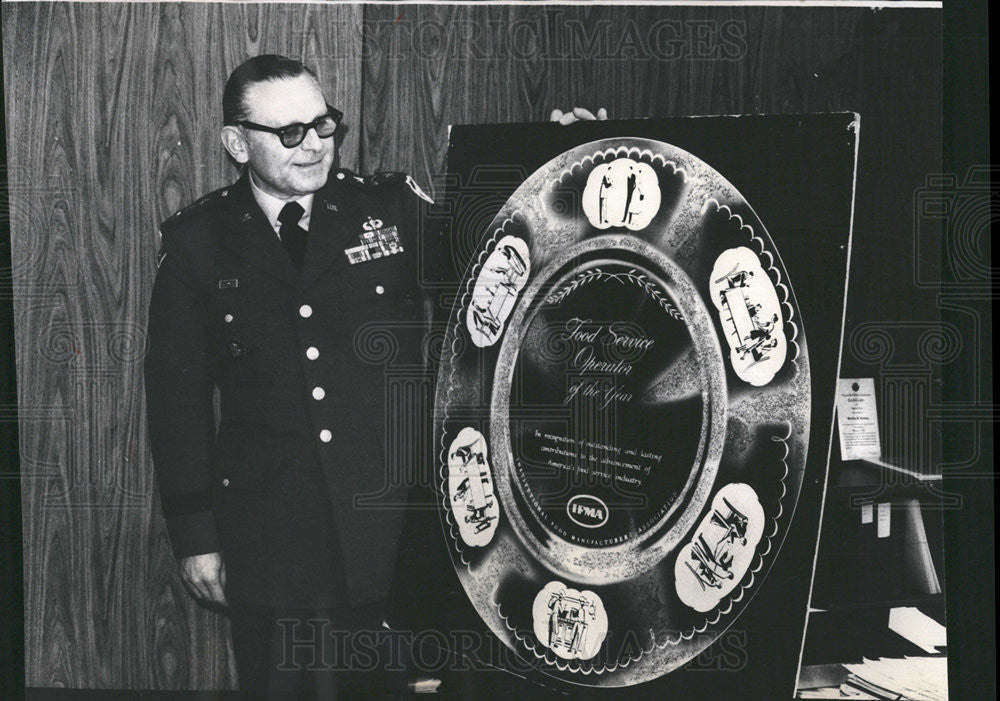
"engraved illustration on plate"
466,235,531,347
709,246,787,386
532,581,608,660
447,427,499,546
582,158,661,230
674,483,765,612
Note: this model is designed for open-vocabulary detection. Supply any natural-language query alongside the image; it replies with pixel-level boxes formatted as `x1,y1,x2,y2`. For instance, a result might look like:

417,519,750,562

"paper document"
836,378,882,460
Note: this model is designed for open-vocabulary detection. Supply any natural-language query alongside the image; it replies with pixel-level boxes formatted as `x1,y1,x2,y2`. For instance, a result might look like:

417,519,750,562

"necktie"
277,201,307,272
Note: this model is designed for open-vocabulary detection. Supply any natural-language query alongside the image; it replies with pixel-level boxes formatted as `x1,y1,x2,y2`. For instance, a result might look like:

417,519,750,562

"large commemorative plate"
434,138,811,686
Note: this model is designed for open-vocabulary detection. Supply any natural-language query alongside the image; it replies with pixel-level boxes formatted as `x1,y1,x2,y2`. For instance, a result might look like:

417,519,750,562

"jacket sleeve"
144,228,220,558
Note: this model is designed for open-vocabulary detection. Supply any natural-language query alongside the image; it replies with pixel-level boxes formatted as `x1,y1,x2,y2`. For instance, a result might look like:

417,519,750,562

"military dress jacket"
145,167,432,608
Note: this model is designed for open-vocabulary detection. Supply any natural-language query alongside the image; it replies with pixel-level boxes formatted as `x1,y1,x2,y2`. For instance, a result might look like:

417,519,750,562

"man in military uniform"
145,53,606,695
145,55,433,695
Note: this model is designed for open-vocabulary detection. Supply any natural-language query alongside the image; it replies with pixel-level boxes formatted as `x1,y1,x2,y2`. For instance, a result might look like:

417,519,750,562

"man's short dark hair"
222,54,318,125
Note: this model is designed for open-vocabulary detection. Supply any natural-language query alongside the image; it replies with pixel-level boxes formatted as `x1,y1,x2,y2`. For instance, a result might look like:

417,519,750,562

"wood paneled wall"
2,3,940,689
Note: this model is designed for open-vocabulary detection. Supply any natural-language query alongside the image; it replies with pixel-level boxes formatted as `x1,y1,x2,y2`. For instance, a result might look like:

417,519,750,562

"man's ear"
221,125,250,164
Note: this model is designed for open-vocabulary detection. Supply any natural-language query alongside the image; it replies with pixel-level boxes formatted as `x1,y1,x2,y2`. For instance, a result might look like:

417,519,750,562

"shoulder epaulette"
365,171,406,187
331,168,367,188
332,168,435,204
332,168,400,188
161,184,235,231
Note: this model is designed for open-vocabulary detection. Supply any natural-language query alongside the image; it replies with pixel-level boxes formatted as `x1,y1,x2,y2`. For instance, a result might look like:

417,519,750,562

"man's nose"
300,126,325,151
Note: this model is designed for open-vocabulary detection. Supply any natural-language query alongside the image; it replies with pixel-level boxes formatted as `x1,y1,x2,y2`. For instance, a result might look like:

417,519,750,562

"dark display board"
420,114,857,697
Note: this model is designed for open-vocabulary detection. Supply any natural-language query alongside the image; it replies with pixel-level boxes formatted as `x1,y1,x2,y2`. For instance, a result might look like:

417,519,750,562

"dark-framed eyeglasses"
236,105,343,148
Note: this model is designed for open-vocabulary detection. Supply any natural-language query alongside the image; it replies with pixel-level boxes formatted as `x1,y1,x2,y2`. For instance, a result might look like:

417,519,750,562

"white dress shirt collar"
248,170,314,236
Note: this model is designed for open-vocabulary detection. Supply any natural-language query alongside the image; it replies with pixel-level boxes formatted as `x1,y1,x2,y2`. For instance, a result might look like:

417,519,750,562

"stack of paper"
799,688,875,699
799,687,878,699
842,656,948,700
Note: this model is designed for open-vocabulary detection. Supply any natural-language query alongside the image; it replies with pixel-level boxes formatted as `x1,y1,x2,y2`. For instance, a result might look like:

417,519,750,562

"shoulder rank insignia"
365,171,404,187
163,184,233,228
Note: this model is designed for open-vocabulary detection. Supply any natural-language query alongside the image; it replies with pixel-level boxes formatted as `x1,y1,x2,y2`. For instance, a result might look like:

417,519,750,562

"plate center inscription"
510,261,704,548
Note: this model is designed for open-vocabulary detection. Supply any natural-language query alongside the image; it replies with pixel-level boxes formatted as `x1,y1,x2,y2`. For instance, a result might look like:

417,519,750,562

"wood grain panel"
4,2,940,690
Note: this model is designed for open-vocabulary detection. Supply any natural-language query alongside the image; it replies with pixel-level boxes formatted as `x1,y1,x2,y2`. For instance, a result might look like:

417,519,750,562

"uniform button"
222,478,230,487
336,172,345,180
319,429,332,443
375,285,385,295
306,346,320,360
299,304,313,318
224,313,234,323
312,386,326,400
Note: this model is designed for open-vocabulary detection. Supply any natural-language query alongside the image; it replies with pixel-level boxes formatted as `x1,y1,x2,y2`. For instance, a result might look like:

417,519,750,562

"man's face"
239,74,336,199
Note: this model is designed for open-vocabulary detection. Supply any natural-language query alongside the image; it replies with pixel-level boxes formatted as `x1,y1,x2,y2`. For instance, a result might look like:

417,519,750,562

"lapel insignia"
325,202,338,212
218,279,239,289
344,216,405,265
240,211,252,222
